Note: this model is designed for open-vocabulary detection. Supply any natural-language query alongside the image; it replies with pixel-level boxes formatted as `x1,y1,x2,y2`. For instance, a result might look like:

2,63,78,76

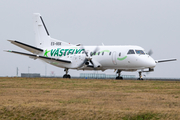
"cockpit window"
135,50,145,55
127,50,135,54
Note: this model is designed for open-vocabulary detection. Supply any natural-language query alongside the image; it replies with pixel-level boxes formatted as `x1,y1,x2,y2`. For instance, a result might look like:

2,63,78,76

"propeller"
90,47,99,56
147,49,153,56
80,46,100,68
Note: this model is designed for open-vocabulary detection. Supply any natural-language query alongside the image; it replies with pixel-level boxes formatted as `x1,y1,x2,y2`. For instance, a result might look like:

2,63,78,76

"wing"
7,40,43,54
155,58,177,63
5,50,71,63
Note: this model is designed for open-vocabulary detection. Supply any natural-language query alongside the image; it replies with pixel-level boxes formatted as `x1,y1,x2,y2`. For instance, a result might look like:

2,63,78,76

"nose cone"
150,60,156,68
147,56,156,68
138,56,156,68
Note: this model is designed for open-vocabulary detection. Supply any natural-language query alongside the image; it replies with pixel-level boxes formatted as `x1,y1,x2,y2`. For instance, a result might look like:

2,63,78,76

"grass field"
0,77,180,120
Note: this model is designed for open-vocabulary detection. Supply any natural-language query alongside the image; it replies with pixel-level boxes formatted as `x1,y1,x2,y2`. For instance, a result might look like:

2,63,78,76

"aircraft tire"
63,74,71,78
67,74,71,78
63,74,67,78
116,76,123,80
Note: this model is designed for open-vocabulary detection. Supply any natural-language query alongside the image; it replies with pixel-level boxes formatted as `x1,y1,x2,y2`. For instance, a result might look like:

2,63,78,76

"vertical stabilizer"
33,13,72,48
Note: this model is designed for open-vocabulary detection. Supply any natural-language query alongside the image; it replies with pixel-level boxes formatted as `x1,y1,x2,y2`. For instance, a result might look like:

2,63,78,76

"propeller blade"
89,60,94,66
80,45,100,68
91,46,99,56
80,46,88,57
147,49,153,56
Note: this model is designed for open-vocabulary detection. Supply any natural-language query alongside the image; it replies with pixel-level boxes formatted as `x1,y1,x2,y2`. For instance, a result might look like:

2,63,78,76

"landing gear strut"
137,72,143,80
63,68,71,78
116,70,123,80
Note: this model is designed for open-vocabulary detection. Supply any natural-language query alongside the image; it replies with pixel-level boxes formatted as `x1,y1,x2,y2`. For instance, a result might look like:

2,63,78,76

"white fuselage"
40,45,156,71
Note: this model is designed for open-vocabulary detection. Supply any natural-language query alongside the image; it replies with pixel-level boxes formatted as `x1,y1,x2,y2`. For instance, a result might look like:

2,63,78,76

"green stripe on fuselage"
117,56,127,61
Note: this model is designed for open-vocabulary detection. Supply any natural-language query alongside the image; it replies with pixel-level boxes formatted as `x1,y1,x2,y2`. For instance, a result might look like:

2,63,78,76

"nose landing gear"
63,68,71,78
116,70,123,80
137,72,143,80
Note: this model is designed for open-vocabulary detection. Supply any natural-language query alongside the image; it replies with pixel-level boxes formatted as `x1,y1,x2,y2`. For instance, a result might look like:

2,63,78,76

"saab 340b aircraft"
5,13,177,80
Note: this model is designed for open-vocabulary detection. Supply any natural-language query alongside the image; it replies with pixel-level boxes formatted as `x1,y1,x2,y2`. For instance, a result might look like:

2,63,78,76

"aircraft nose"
149,57,156,68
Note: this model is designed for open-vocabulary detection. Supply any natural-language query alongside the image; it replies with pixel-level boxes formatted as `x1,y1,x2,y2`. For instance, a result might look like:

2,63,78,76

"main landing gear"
137,71,143,80
63,68,71,78
116,70,123,80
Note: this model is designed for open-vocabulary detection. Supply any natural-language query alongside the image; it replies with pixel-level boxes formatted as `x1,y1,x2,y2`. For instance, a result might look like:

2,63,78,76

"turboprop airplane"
5,13,177,80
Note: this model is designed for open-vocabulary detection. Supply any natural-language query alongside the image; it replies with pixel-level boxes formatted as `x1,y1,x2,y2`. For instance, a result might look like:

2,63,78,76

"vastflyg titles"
44,48,85,57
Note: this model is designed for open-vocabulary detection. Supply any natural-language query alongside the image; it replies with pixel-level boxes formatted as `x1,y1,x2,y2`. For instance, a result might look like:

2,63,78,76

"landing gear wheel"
137,72,143,80
116,70,123,80
63,74,71,78
116,76,123,80
63,74,67,78
137,78,143,80
63,68,71,79
67,74,71,78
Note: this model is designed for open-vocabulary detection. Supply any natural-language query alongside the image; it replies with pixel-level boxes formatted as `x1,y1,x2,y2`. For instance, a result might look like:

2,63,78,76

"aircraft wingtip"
7,39,14,42
33,13,41,16
4,50,12,52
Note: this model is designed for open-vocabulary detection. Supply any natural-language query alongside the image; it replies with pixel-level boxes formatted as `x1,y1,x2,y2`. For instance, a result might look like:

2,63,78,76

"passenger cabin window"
135,50,145,55
94,52,96,55
98,52,100,55
127,50,135,54
119,53,121,56
109,52,111,55
102,52,104,55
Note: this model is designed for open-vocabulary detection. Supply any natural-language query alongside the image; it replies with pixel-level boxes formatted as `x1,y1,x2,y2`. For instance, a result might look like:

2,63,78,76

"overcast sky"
0,0,179,78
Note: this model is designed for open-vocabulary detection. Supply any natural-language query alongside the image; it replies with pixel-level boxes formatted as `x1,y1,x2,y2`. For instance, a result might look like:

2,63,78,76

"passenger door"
112,51,117,65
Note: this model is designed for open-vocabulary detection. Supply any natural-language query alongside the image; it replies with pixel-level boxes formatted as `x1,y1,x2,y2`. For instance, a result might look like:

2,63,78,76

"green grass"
122,112,160,120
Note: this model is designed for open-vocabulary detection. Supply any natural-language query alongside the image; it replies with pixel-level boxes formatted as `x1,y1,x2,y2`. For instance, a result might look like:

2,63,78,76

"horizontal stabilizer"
8,40,43,54
155,58,177,63
5,50,71,63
